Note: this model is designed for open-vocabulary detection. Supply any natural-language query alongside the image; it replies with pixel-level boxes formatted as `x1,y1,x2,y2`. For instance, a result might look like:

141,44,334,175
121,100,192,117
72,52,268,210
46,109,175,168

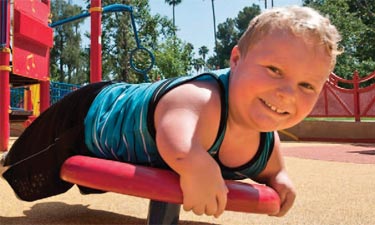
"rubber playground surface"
1,140,374,225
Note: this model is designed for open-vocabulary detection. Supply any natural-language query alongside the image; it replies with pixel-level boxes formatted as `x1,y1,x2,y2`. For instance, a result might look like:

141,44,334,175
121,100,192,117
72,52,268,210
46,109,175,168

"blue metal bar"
102,4,132,14
49,4,140,49
130,13,141,48
102,4,140,48
50,11,90,28
49,3,153,81
50,4,133,28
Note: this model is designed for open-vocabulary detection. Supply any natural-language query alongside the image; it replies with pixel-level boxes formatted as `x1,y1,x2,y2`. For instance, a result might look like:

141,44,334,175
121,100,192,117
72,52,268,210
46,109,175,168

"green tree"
214,18,237,68
82,0,191,82
50,0,87,83
210,4,260,69
304,0,375,79
85,0,172,82
198,46,209,62
236,4,261,37
192,58,205,74
347,0,375,78
165,0,182,34
154,37,194,78
198,45,209,71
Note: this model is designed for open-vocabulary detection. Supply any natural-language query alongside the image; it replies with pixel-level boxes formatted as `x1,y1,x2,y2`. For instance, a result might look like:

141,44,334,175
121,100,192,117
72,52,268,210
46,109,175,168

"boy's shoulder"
208,68,230,77
187,68,230,79
185,68,230,88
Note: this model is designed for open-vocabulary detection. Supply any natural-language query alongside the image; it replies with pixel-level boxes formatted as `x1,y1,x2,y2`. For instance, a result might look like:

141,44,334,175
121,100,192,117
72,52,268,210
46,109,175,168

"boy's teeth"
263,100,287,114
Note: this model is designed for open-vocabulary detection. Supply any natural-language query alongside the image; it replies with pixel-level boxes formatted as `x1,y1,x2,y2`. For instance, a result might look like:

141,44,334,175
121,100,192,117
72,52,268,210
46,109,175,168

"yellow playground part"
23,84,40,116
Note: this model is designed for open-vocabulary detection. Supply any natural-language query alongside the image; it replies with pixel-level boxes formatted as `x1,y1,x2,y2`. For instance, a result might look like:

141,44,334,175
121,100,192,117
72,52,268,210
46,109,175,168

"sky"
72,0,302,57
149,0,302,57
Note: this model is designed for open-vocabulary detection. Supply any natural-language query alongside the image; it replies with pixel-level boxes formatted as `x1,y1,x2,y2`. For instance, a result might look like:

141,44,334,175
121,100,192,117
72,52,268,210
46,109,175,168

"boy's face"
228,30,332,132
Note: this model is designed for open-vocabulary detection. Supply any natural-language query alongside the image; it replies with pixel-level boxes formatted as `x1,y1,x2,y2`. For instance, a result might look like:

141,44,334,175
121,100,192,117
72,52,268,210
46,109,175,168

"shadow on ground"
348,150,375,155
0,202,218,225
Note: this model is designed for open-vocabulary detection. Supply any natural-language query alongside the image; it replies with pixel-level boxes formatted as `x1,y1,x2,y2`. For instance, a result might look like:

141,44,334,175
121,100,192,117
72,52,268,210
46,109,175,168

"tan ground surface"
1,140,374,225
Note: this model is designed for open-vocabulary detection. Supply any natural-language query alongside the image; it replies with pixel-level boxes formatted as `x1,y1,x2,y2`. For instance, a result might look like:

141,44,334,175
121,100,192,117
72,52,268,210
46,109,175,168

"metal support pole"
146,200,181,225
25,87,32,111
40,80,50,113
353,71,361,122
0,0,11,151
90,0,102,83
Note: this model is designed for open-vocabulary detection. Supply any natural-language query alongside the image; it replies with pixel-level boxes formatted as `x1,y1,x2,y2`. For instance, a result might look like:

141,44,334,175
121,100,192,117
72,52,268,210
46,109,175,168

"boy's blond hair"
237,6,342,71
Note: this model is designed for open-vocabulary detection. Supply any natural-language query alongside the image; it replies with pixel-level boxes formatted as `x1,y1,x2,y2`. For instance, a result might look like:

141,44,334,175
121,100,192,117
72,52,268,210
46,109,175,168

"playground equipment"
0,0,154,151
1,1,280,224
1,0,52,151
61,155,280,225
50,3,155,82
310,70,375,122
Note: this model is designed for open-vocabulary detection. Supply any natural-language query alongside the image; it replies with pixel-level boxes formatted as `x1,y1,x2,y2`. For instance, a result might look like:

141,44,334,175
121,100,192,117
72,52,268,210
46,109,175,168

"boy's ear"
230,45,241,68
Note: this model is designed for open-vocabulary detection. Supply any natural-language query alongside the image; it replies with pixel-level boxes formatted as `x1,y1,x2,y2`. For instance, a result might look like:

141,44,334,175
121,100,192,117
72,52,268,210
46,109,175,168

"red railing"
310,70,375,121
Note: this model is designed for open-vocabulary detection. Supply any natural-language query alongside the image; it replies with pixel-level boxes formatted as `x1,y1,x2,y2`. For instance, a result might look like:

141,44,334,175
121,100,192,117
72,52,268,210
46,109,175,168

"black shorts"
3,81,112,201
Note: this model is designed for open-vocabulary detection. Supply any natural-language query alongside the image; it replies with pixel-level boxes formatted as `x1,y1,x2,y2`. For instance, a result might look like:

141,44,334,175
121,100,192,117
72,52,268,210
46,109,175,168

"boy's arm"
154,82,228,217
254,131,296,217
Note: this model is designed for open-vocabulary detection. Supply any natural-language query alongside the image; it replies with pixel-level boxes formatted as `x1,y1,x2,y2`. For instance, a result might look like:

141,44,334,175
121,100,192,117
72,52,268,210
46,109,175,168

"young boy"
1,6,341,218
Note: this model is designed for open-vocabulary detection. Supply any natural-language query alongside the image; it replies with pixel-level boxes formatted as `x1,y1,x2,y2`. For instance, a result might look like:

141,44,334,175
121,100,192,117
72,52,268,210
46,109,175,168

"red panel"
14,0,50,24
12,42,50,81
310,71,375,119
13,9,53,47
61,156,280,215
12,1,52,81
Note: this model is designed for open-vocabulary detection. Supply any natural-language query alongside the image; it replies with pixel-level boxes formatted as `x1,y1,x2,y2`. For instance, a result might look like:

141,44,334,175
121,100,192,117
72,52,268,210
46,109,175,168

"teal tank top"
84,70,274,179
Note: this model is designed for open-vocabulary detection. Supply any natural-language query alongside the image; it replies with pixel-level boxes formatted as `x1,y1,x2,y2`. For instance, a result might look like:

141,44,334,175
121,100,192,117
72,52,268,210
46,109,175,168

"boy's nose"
276,85,296,104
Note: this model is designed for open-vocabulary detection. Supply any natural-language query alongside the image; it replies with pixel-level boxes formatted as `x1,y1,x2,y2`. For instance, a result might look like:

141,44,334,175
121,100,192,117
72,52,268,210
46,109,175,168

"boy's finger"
182,198,194,212
192,205,205,216
205,198,218,216
214,193,227,218
274,192,296,217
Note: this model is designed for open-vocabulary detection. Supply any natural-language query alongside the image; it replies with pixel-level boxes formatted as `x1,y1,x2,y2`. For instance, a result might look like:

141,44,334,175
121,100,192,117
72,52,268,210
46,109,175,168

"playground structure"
0,0,84,151
1,1,280,224
2,0,374,147
1,0,51,151
61,155,280,224
0,0,154,152
310,70,375,122
280,70,375,143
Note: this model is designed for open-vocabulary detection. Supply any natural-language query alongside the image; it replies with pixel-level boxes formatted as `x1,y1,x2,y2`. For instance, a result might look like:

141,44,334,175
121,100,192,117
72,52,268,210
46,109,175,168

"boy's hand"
153,79,228,217
179,159,228,218
268,170,296,217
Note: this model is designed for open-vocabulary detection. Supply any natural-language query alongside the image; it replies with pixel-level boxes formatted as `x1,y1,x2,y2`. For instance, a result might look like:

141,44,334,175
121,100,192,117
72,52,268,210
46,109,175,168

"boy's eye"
299,82,315,91
267,66,282,77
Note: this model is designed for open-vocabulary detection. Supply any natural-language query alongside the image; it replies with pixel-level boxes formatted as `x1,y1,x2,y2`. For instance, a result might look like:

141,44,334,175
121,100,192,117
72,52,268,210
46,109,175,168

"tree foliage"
96,0,193,82
50,0,194,84
198,46,209,61
50,1,87,84
208,4,261,69
303,0,375,79
154,37,194,79
164,0,182,31
51,1,374,85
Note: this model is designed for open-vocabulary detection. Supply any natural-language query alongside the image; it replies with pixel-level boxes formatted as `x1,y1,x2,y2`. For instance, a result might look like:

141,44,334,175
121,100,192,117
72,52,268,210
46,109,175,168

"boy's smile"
228,29,332,132
260,98,289,115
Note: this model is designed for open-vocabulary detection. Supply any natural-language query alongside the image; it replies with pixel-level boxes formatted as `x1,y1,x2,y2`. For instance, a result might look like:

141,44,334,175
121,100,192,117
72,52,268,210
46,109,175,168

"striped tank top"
84,70,274,179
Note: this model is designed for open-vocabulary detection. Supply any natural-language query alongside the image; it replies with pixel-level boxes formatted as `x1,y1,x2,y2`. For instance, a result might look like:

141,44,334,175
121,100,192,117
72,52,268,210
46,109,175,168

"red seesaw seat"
61,156,280,215
61,156,280,214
